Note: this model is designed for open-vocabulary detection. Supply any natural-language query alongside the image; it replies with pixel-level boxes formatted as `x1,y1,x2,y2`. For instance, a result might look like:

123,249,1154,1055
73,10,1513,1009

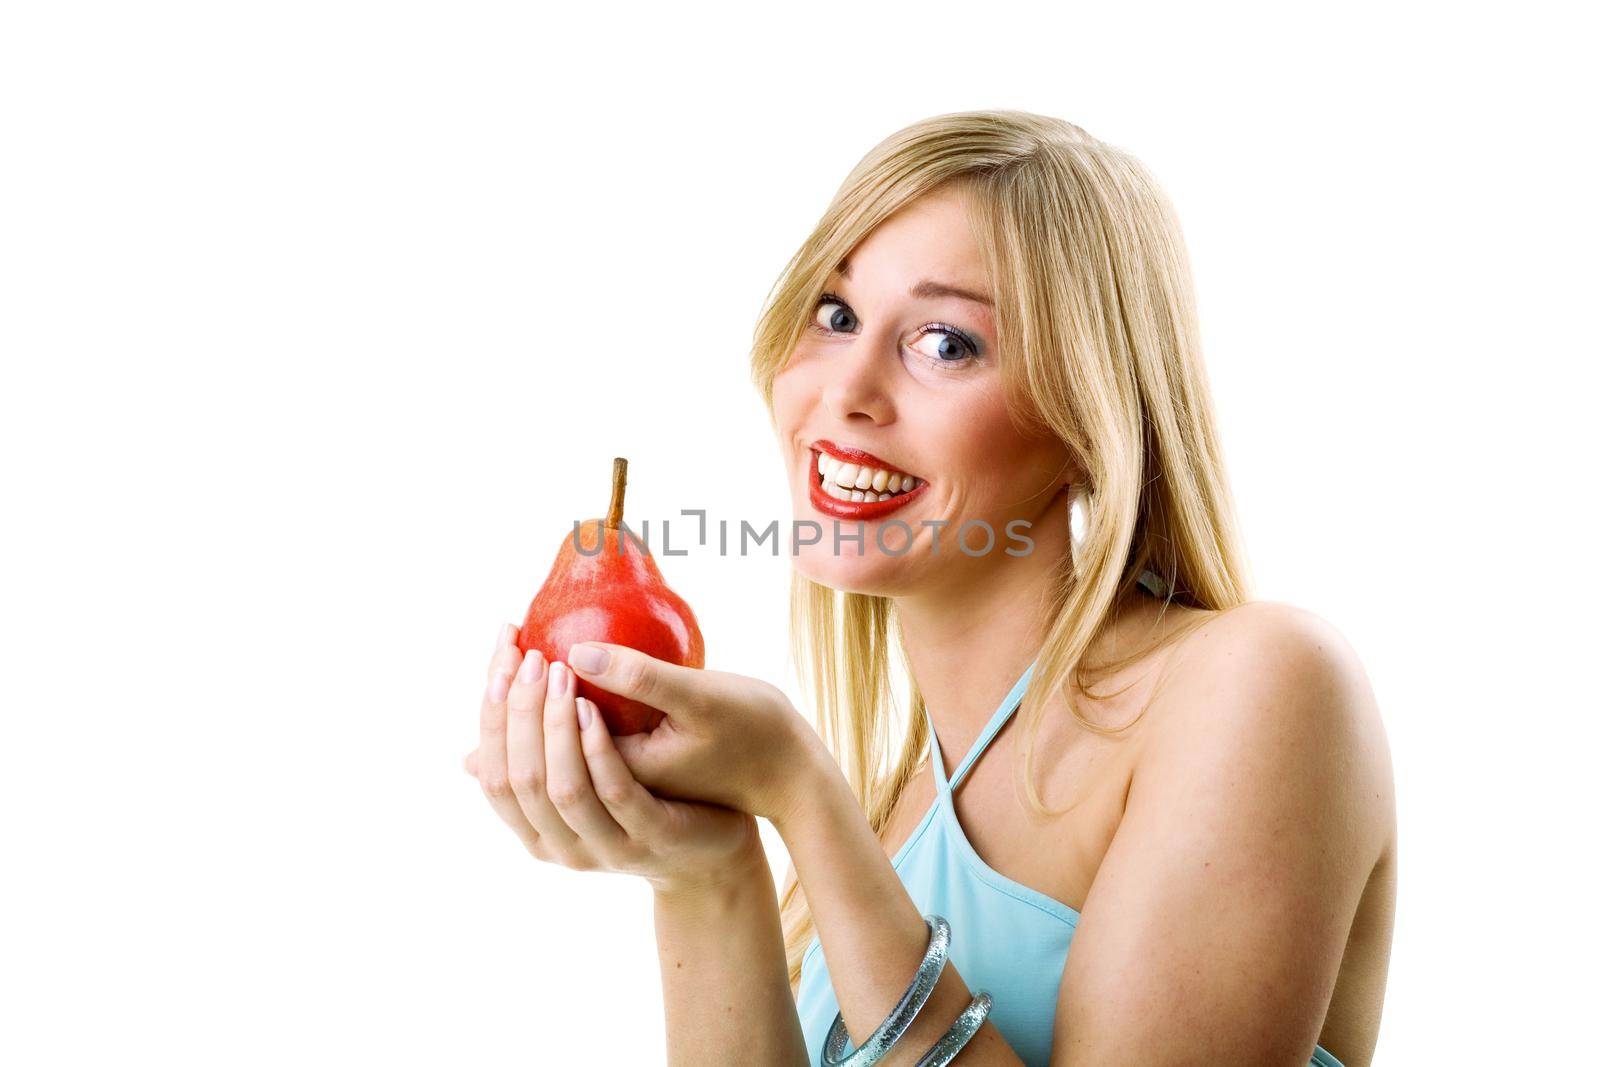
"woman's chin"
786,483,932,594
792,546,918,596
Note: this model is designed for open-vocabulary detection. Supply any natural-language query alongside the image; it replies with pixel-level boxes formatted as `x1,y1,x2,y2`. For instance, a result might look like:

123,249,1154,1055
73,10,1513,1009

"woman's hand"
465,624,765,895
560,640,827,827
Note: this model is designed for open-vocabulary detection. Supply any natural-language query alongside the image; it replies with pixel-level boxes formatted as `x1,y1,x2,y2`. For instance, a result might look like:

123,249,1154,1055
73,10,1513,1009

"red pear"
515,458,704,734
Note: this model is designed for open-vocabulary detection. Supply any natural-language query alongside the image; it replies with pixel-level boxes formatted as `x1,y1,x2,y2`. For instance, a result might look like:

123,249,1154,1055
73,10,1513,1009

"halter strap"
926,658,1039,795
1136,567,1172,599
924,569,1165,794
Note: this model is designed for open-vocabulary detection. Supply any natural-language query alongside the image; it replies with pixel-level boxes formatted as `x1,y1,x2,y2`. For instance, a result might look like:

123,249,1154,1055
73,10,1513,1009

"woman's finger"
578,695,672,843
566,643,719,721
505,648,581,851
486,623,519,680
543,661,628,858
478,624,540,852
609,729,674,791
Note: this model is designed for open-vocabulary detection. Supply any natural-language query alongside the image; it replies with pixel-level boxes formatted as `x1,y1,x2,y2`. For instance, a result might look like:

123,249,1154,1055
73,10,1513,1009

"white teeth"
815,450,922,501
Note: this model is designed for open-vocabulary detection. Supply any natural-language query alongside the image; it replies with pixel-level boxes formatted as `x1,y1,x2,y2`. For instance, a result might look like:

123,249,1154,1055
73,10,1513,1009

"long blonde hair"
748,109,1253,989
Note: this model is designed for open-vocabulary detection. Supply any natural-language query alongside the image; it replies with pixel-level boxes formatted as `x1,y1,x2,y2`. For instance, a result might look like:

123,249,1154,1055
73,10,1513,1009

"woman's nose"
821,329,897,425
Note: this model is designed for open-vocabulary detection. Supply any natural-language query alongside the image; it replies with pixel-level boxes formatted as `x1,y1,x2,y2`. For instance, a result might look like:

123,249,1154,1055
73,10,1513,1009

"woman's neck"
892,492,1073,762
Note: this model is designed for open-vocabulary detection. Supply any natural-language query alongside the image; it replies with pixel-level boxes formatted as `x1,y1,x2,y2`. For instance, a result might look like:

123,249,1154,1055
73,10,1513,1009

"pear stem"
605,457,628,530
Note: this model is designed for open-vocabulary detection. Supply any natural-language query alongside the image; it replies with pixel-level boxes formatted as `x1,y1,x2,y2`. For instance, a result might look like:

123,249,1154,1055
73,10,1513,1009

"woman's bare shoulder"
1159,599,1378,708
1144,600,1396,860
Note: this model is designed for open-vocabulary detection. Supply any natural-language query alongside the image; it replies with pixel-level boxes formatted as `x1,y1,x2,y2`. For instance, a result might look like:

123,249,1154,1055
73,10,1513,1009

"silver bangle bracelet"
913,990,993,1066
821,915,951,1066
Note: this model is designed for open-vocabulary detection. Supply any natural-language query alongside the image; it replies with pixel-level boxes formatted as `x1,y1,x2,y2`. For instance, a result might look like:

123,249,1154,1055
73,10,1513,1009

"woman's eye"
808,295,982,369
813,300,858,334
907,328,977,365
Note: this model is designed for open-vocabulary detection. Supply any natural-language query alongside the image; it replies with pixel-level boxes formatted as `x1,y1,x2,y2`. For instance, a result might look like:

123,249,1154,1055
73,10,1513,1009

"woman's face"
772,186,1074,596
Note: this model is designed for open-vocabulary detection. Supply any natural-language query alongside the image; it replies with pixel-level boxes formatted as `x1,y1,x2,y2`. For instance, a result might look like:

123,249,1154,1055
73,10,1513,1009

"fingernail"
551,660,573,697
487,667,512,703
577,698,593,729
517,649,545,684
496,623,516,650
569,644,609,674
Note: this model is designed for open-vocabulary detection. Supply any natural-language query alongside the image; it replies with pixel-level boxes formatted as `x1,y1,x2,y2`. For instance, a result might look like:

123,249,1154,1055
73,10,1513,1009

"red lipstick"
807,441,928,522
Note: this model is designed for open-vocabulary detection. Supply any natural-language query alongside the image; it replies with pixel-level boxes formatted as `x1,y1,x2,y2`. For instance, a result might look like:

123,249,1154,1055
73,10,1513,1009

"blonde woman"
467,110,1395,1066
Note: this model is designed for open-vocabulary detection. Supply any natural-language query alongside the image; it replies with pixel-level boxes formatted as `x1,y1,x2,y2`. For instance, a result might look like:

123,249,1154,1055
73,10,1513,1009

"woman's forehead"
838,192,983,273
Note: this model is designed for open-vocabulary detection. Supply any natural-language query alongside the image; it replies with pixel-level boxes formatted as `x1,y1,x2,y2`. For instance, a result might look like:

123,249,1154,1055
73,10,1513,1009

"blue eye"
813,296,858,334
908,326,978,365
808,292,985,370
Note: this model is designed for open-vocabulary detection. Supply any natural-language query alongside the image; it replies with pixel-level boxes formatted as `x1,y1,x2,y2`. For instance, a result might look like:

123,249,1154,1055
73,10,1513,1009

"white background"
2,2,1594,1063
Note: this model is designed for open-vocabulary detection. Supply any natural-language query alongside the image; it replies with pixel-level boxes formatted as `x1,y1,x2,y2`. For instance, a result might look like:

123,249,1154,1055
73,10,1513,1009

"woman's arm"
1049,604,1391,1064
465,630,810,1064
562,641,1031,1063
775,741,1028,1065
653,850,809,1065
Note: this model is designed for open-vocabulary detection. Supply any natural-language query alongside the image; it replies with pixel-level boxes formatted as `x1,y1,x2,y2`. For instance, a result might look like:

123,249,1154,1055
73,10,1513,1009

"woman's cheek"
769,376,806,460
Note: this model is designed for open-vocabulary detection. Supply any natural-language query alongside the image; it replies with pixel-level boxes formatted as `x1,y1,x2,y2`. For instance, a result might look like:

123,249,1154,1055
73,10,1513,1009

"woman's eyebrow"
908,279,993,308
836,260,994,308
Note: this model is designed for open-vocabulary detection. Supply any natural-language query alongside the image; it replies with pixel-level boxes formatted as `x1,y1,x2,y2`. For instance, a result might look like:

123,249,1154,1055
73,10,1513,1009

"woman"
467,110,1396,1065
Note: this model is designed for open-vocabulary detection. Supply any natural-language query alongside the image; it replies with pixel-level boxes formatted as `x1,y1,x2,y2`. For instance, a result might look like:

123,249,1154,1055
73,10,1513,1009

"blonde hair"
748,109,1253,990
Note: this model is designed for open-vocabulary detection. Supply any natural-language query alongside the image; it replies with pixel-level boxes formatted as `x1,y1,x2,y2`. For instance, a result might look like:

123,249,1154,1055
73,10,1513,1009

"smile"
808,440,929,521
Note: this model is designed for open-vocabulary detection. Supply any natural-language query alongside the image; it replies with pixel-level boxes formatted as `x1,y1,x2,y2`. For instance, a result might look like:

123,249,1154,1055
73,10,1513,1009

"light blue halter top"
794,577,1347,1066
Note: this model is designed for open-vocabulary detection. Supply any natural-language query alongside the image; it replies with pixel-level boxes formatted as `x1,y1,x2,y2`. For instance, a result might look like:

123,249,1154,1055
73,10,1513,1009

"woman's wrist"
765,715,845,837
769,731,855,847
648,834,772,905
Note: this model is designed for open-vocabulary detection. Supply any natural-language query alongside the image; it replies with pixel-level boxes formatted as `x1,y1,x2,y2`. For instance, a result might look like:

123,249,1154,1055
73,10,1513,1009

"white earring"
1068,483,1089,559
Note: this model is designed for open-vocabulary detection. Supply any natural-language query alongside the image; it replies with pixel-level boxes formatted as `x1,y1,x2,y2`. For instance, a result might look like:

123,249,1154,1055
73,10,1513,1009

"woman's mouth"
807,440,928,521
